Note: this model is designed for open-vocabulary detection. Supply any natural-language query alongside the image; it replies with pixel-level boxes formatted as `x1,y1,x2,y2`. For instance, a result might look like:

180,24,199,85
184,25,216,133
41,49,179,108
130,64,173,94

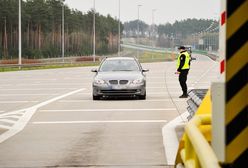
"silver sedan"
91,57,149,100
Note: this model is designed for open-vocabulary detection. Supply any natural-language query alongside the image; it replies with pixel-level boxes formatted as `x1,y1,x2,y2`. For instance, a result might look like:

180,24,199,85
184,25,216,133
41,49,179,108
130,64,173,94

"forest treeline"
123,18,219,49
0,0,122,59
124,18,218,38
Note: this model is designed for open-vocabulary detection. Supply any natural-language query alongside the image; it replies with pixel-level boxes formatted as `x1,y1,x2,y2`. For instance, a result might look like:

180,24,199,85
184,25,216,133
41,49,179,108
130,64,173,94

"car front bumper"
93,84,146,97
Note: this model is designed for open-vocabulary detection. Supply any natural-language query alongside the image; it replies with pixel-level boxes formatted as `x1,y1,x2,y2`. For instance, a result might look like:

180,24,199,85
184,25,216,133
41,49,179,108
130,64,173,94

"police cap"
178,46,186,50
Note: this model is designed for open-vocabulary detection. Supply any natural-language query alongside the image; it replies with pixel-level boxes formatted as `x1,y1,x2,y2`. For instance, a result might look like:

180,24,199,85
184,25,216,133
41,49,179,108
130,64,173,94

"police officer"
175,46,190,98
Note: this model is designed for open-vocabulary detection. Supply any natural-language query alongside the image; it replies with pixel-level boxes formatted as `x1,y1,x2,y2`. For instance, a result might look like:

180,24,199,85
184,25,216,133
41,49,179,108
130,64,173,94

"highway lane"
0,67,93,113
0,54,218,167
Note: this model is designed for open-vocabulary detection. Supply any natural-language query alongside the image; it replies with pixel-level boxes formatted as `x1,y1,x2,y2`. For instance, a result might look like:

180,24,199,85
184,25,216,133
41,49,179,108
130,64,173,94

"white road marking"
40,108,176,112
0,116,20,120
0,119,16,124
162,112,188,165
147,77,169,79
147,87,167,89
27,89,86,110
0,88,85,144
58,99,182,103
76,92,182,95
163,86,182,89
0,125,11,130
0,79,58,81
16,83,83,86
0,101,39,103
147,82,166,84
58,100,95,102
63,77,92,80
0,94,59,96
155,81,179,84
77,91,182,95
148,92,181,95
0,88,77,91
188,87,194,90
33,120,168,124
75,93,91,95
173,99,189,102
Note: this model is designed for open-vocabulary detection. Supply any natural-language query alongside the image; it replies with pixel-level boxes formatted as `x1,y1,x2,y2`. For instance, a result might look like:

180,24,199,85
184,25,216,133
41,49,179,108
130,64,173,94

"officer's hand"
175,71,180,74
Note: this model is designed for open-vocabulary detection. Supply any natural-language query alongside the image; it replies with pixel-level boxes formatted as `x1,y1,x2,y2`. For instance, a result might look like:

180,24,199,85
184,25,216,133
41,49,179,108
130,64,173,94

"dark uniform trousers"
179,69,189,95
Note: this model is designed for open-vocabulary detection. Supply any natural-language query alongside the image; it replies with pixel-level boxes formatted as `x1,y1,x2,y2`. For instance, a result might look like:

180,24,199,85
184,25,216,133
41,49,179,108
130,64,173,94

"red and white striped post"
211,0,226,163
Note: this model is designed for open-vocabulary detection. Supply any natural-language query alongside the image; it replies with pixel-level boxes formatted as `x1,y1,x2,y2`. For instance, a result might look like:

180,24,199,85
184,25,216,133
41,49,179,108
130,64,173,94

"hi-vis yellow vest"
177,51,190,70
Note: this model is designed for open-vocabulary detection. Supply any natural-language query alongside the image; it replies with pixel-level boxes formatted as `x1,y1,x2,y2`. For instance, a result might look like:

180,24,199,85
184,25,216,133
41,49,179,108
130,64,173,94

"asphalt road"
0,54,218,168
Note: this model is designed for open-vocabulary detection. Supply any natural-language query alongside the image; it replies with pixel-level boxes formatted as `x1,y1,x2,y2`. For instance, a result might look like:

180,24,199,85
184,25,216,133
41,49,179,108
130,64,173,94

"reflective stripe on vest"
177,51,190,70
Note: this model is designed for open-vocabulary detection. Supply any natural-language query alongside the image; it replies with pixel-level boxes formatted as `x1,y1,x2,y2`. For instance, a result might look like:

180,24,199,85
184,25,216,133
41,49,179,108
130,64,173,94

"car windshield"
99,59,140,72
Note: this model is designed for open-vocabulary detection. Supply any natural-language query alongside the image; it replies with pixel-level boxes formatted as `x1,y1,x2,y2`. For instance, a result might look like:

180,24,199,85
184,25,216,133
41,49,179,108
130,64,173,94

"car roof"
105,57,136,61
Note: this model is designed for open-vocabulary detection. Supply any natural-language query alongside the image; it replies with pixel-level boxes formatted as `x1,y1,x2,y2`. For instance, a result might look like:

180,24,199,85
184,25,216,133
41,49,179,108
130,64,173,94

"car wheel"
93,95,101,100
139,92,146,100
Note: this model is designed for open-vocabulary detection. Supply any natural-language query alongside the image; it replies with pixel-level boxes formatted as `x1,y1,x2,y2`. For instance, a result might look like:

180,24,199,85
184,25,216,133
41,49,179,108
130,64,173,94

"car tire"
93,95,101,100
139,92,146,100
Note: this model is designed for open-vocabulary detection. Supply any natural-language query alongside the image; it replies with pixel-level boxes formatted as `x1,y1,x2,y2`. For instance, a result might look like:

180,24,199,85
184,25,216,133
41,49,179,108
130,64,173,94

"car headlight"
132,79,144,84
94,79,106,85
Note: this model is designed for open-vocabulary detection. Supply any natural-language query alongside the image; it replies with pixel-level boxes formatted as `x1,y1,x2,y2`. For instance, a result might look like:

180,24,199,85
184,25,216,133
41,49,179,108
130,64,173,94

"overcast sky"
65,0,220,24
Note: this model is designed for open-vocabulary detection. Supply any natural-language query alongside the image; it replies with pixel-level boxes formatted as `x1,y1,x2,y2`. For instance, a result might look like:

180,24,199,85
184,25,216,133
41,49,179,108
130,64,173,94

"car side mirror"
91,69,98,72
142,69,149,72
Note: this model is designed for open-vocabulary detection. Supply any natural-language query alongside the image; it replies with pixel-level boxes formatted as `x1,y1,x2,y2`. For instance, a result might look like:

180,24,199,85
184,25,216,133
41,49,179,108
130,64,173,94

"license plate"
112,85,126,89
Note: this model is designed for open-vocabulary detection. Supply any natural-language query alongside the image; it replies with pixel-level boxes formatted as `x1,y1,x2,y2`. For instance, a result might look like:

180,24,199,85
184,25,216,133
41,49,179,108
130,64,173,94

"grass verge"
138,51,176,63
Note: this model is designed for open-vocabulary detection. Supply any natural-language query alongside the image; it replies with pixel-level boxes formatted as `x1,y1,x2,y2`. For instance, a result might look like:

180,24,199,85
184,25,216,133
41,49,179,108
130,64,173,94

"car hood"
95,71,144,80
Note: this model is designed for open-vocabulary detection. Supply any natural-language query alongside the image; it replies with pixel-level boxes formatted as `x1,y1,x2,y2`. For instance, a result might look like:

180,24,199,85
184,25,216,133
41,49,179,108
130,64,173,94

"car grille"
101,89,138,94
109,80,118,85
108,80,129,85
119,80,128,85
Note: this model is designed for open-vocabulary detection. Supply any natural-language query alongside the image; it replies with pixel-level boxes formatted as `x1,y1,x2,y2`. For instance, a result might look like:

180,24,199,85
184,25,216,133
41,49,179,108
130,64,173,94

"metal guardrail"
187,89,208,120
0,62,63,68
0,61,100,68
180,114,220,168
